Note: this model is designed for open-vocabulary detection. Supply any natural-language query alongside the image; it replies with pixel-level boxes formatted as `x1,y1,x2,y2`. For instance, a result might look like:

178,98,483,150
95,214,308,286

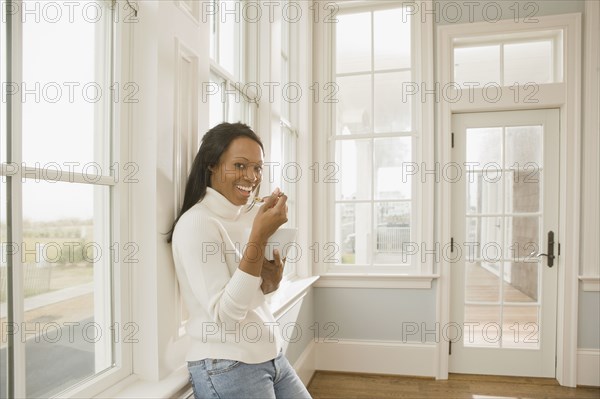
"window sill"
579,276,600,292
314,274,439,289
97,366,190,399
97,277,320,399
267,276,320,319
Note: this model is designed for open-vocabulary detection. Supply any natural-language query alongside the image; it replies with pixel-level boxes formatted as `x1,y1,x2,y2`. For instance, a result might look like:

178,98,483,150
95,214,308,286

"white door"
450,109,559,377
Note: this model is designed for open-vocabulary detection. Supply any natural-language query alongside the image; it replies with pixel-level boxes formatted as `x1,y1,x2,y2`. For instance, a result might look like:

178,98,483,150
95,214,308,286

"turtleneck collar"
201,187,244,220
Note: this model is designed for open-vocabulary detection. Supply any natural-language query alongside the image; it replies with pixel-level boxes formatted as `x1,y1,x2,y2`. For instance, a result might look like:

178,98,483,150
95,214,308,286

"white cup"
265,227,298,261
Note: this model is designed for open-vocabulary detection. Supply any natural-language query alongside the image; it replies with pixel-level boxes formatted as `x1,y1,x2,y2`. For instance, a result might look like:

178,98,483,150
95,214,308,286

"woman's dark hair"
166,122,264,243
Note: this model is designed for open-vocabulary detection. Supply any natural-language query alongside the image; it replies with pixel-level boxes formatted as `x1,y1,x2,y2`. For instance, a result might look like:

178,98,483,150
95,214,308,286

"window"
1,1,129,397
326,3,431,275
453,31,563,86
208,0,257,127
275,2,298,276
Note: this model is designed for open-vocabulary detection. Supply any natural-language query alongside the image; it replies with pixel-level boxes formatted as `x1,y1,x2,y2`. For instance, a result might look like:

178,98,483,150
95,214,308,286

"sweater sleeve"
172,211,263,326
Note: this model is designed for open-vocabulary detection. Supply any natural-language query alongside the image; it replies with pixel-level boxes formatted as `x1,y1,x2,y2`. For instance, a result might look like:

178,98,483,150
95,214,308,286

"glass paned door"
450,109,559,377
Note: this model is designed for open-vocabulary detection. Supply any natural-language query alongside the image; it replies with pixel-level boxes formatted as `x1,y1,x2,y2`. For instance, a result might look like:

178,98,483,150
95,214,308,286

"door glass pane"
336,203,371,265
502,306,540,349
504,261,538,303
336,75,371,135
467,172,503,214
466,217,479,253
473,216,503,261
374,202,410,265
506,169,540,213
374,137,411,200
466,128,502,167
374,8,410,70
506,126,542,167
465,261,500,303
464,305,501,347
21,0,111,175
374,71,412,133
454,45,501,86
504,41,553,85
22,180,112,398
335,139,371,200
336,12,371,74
505,216,540,260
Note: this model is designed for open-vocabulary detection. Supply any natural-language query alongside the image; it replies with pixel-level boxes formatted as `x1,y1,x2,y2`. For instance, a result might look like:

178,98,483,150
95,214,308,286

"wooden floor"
307,371,600,399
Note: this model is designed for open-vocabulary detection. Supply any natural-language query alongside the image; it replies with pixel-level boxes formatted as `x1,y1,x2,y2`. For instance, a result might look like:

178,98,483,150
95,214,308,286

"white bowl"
265,227,298,261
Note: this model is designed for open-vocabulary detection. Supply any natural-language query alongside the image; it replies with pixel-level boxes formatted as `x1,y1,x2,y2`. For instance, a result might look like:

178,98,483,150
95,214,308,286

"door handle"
530,230,555,267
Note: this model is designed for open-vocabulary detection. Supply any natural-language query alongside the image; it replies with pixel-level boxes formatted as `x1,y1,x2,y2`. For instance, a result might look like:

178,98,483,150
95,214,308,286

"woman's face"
209,136,264,206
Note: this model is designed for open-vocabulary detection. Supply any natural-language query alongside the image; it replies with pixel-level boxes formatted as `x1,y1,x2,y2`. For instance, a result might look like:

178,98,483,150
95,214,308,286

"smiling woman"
167,122,310,399
208,137,264,206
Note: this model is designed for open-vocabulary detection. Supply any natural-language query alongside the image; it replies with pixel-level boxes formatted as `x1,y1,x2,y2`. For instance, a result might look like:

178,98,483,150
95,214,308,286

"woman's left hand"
260,249,284,294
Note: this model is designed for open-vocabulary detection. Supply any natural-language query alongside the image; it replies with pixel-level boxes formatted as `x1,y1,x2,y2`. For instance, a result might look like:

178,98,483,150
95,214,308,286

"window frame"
452,30,564,86
314,1,436,285
277,1,299,277
0,2,134,397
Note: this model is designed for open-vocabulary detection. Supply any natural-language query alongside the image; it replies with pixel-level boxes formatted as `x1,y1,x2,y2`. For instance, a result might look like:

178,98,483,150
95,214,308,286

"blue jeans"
188,351,312,399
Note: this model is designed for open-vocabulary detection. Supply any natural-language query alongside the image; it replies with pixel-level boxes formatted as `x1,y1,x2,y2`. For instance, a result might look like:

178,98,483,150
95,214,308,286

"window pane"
374,137,411,200
21,180,112,398
281,127,297,229
0,178,7,399
336,203,371,265
218,0,237,77
209,0,216,60
374,8,411,70
504,41,553,85
21,0,111,175
374,71,412,133
336,75,371,135
208,74,225,127
335,139,371,200
454,45,501,86
336,12,371,74
1,12,6,165
227,90,242,122
281,56,290,121
374,201,410,265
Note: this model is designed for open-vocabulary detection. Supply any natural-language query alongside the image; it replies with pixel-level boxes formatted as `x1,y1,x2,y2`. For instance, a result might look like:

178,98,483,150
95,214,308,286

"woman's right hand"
251,188,288,241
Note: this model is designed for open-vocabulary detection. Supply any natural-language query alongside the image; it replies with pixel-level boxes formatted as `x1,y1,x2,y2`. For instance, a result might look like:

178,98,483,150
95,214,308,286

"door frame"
436,14,582,387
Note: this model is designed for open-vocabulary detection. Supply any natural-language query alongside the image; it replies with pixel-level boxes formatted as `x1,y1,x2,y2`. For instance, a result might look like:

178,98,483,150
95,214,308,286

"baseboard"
314,339,437,377
293,340,317,386
577,349,600,386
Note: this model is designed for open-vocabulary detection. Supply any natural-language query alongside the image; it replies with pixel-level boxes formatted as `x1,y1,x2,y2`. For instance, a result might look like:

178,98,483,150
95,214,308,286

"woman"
168,122,312,399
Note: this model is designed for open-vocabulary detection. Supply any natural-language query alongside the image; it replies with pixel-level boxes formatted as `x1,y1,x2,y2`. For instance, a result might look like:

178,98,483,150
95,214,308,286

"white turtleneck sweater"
171,187,282,364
